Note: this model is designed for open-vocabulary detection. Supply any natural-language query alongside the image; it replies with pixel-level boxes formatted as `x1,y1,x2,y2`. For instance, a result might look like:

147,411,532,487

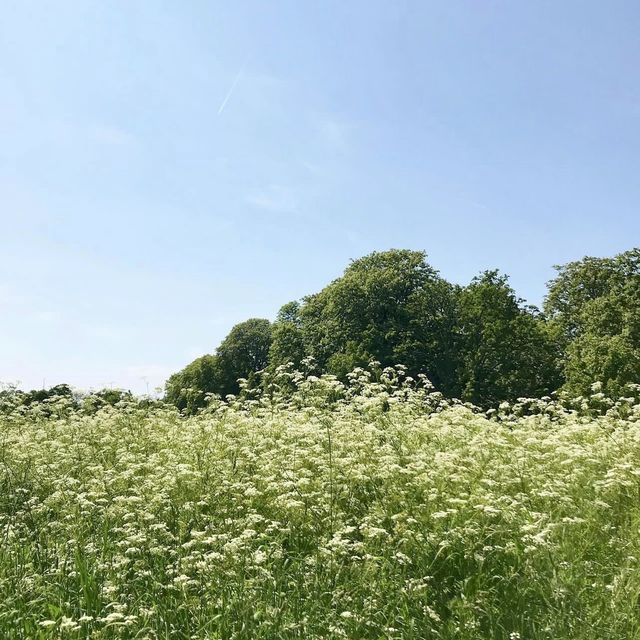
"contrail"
217,64,245,116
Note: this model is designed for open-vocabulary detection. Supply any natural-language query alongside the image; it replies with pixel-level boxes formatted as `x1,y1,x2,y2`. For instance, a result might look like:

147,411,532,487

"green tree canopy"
165,354,221,413
545,249,640,396
165,247,640,411
269,301,307,370
21,384,74,406
216,318,273,395
299,249,459,386
456,271,560,407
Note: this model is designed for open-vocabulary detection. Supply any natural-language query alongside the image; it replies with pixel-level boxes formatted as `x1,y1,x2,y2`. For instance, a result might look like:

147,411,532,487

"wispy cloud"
83,324,124,341
92,125,134,146
30,310,63,325
0,284,22,308
245,184,298,213
313,114,352,152
217,63,246,116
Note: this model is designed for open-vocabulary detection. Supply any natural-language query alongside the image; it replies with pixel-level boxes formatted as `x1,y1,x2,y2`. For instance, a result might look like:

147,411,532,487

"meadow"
1,367,640,639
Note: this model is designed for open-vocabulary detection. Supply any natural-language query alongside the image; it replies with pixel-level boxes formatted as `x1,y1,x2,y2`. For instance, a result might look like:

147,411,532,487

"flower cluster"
1,369,639,638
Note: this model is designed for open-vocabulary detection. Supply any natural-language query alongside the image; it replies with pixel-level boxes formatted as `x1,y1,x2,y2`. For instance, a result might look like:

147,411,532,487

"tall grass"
1,367,639,638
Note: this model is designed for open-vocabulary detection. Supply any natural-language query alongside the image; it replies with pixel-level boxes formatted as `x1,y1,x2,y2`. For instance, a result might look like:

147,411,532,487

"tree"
455,271,560,407
216,318,273,395
299,249,459,388
21,383,74,406
269,301,307,370
165,354,221,413
545,249,640,396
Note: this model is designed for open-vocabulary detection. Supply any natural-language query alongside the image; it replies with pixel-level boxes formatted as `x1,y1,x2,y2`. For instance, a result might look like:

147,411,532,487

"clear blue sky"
1,1,639,393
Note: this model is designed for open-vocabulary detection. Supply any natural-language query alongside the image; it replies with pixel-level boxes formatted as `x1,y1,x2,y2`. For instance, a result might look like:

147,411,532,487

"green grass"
1,369,640,639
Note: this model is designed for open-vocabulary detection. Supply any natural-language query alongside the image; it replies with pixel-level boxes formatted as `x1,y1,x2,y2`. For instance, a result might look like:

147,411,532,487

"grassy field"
1,368,640,639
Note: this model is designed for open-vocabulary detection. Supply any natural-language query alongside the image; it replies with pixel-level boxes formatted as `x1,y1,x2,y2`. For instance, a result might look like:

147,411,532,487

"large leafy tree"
299,249,459,387
216,318,273,395
269,301,307,370
165,355,221,413
455,271,560,407
545,249,640,396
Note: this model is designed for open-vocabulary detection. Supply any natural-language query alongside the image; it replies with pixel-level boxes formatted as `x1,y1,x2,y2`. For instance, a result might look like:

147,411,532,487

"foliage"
166,247,640,409
216,318,273,396
268,302,306,370
2,368,640,638
0,384,159,417
20,383,74,405
164,355,222,413
299,249,458,386
545,249,640,396
455,271,561,407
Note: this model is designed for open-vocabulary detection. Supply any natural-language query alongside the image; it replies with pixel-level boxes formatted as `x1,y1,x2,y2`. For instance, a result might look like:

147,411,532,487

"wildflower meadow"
1,366,640,639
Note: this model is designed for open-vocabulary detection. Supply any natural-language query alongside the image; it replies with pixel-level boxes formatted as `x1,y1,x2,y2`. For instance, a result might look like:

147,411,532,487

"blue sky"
1,1,639,393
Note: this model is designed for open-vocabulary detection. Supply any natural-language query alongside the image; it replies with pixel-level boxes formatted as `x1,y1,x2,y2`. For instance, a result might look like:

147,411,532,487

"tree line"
165,248,640,413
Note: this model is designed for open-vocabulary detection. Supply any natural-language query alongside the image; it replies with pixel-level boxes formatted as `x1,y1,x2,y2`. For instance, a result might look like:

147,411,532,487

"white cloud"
31,310,63,324
82,324,124,341
245,184,298,213
92,125,134,146
0,283,22,308
313,114,352,152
